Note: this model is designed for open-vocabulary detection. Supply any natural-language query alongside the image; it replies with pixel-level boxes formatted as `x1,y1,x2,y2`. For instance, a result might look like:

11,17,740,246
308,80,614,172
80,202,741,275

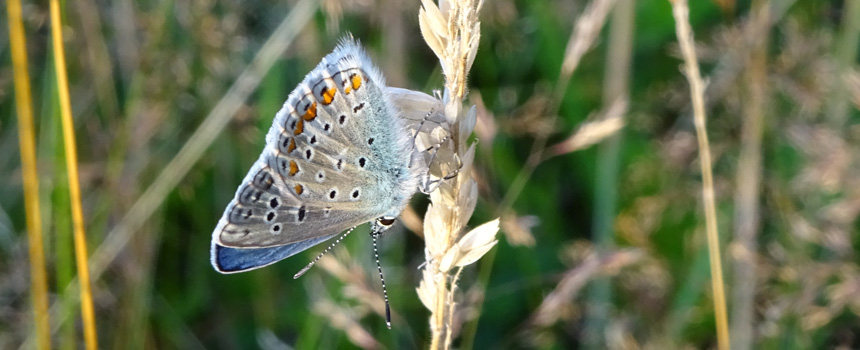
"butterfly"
208,38,456,327
209,38,431,274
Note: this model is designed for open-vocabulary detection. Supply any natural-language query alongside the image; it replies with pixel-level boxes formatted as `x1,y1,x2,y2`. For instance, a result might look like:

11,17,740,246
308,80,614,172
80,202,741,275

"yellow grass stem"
7,1,51,349
49,0,99,348
669,1,730,349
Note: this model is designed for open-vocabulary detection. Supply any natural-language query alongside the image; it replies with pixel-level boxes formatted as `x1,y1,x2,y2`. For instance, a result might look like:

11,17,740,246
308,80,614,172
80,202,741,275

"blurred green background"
2,0,860,349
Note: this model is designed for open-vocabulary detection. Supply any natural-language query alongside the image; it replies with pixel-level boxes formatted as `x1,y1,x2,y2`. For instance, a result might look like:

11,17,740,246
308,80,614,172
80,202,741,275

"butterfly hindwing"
212,233,338,273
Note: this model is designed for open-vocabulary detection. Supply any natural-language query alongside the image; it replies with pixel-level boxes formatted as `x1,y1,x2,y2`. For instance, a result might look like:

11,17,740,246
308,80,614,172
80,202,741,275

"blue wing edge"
210,234,336,274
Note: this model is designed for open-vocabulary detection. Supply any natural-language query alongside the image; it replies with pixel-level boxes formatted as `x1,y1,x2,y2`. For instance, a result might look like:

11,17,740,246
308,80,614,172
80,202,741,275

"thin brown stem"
669,1,730,349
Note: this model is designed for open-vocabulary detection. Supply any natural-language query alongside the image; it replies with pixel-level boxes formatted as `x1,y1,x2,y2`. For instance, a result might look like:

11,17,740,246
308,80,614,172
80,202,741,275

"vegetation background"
2,0,859,349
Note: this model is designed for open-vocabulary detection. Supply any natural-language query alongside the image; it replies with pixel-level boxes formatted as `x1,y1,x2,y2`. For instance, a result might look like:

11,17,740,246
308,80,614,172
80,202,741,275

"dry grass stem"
6,0,51,348
547,97,627,158
316,253,390,322
313,299,382,350
669,1,730,349
310,252,397,348
499,214,538,247
558,0,618,92
529,249,642,328
418,1,497,349
50,0,99,347
730,1,768,349
400,205,425,237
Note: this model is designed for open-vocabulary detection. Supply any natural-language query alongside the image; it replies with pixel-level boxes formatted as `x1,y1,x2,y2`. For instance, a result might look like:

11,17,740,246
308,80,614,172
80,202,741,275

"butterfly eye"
377,217,395,227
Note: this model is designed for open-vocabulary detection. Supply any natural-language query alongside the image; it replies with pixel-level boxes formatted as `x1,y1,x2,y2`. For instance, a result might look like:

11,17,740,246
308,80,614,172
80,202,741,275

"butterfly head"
371,216,397,235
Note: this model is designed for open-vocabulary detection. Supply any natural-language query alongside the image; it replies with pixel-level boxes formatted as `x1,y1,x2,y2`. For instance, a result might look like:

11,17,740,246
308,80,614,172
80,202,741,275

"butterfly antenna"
293,226,356,279
372,232,392,329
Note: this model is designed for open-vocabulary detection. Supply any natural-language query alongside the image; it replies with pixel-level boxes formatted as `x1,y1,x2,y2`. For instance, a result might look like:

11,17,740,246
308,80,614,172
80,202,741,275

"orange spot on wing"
321,87,335,105
289,160,298,176
287,138,296,153
302,102,317,121
294,119,304,135
294,184,304,195
344,86,352,94
351,74,362,90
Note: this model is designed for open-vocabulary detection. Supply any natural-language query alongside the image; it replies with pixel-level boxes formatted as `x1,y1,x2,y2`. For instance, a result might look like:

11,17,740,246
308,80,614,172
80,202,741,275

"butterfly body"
211,39,420,273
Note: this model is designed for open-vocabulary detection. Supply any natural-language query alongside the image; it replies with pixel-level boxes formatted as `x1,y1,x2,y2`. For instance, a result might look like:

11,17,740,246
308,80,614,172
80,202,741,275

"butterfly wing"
211,39,419,272
211,233,338,273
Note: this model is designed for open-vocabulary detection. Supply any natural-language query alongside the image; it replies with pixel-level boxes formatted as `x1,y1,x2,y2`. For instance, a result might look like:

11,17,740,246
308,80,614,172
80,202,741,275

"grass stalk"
49,0,100,348
663,242,712,340
7,0,52,348
53,177,76,350
418,0,491,348
37,58,75,350
46,85,77,350
668,1,730,349
730,1,769,349
585,1,634,348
